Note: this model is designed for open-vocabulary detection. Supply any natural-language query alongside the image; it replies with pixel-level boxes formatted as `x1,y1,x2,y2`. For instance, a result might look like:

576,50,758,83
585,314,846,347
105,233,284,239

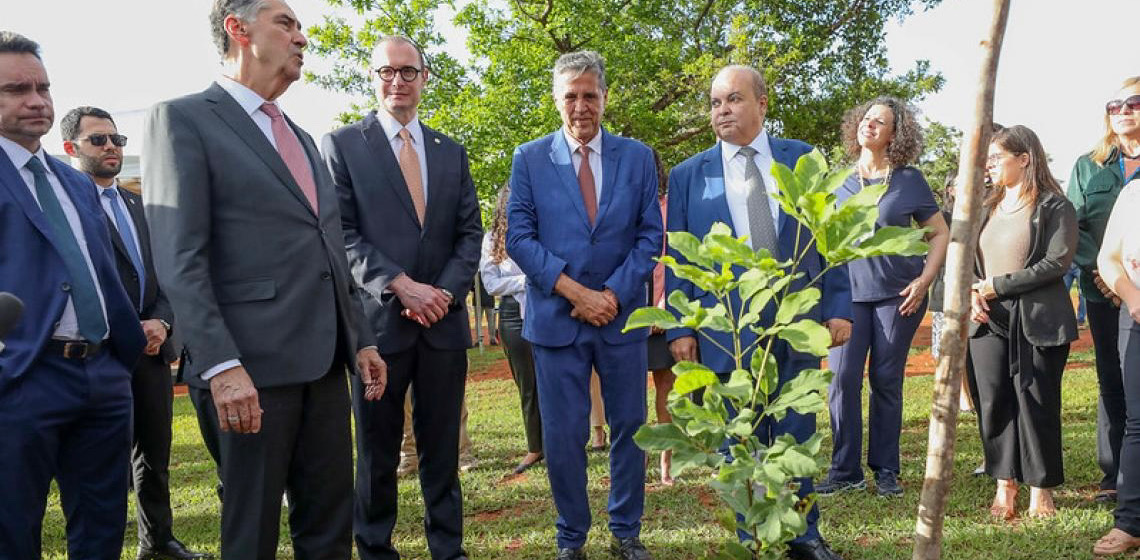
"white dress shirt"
377,110,430,203
563,128,603,202
0,135,109,340
720,131,781,249
479,232,527,318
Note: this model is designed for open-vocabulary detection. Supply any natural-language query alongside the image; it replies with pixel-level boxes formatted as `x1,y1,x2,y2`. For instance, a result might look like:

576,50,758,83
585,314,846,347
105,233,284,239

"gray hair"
210,0,271,58
714,65,767,99
371,35,427,70
552,50,607,94
0,31,41,59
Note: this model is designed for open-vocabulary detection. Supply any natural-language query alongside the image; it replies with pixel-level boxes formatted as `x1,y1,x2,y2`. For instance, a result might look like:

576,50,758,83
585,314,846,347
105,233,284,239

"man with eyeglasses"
142,1,388,559
60,106,210,560
0,32,147,560
321,35,482,560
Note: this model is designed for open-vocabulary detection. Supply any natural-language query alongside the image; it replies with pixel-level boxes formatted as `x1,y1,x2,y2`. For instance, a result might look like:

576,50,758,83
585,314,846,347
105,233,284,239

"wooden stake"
912,1,1010,558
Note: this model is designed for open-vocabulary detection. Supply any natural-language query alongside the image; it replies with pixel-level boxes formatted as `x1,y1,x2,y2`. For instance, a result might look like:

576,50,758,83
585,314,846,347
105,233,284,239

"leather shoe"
786,537,843,560
137,538,213,560
610,536,652,560
556,546,587,560
513,453,544,475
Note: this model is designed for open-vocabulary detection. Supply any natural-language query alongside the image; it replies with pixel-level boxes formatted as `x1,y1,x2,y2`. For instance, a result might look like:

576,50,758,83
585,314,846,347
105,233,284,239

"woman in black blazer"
970,125,1078,519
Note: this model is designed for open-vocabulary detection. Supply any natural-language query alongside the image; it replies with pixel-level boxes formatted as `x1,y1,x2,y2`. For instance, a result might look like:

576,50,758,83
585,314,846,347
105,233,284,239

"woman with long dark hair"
480,183,543,474
818,96,949,497
1068,76,1140,504
971,125,1077,519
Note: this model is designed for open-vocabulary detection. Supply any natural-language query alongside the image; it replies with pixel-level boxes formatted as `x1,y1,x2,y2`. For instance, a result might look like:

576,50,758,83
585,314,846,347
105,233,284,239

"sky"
6,0,1135,182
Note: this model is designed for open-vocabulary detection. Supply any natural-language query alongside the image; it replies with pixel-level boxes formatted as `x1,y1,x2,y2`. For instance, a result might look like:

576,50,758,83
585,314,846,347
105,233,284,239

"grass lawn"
38,343,1116,559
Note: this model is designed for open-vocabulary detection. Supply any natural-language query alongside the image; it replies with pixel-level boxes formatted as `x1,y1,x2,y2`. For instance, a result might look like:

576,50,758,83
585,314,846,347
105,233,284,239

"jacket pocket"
214,278,277,304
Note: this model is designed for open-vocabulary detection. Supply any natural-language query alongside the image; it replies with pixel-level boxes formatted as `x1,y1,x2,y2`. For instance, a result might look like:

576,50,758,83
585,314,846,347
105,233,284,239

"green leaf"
853,225,930,258
751,348,779,400
774,287,820,325
793,149,828,194
673,361,718,394
666,230,709,268
777,320,832,357
670,263,720,293
713,368,754,402
667,289,698,317
623,307,682,333
699,303,734,333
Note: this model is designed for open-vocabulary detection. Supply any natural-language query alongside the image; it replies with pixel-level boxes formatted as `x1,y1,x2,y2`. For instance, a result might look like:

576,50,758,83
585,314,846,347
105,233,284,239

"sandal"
989,480,1018,521
1093,528,1140,555
1095,490,1118,504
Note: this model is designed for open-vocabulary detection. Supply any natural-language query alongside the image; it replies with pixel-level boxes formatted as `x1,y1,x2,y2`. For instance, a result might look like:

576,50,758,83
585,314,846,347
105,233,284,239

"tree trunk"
912,1,1010,558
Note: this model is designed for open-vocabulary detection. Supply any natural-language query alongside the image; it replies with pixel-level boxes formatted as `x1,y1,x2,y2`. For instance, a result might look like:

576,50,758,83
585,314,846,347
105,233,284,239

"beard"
80,156,121,180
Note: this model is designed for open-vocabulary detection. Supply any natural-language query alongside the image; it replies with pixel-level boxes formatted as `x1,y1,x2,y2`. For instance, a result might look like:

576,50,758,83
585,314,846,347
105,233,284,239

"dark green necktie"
25,156,108,342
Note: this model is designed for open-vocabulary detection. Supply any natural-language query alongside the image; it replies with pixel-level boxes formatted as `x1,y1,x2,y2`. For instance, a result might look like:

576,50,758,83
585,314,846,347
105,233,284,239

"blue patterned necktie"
102,187,146,309
25,156,108,341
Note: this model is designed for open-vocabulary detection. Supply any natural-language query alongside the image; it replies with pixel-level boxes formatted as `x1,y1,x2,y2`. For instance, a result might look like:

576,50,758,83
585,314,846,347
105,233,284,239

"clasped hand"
569,288,618,327
392,274,451,326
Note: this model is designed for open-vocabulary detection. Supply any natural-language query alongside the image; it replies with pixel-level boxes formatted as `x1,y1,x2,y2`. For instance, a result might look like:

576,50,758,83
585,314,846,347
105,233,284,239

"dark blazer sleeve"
321,131,408,297
143,100,242,371
432,144,483,301
993,197,1078,297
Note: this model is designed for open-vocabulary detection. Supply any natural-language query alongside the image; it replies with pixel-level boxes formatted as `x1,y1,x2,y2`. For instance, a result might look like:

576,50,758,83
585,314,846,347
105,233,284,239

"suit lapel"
121,187,156,303
700,144,736,234
549,131,591,229
594,130,618,229
205,83,315,219
0,149,57,246
361,112,421,228
767,137,794,234
421,123,445,236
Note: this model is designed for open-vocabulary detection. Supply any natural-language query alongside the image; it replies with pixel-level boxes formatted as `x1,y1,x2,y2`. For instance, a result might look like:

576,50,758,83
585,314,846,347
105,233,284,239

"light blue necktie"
102,187,146,309
25,156,108,341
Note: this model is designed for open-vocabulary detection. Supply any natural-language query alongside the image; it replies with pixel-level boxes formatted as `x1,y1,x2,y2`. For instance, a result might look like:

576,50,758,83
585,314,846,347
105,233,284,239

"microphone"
0,292,25,353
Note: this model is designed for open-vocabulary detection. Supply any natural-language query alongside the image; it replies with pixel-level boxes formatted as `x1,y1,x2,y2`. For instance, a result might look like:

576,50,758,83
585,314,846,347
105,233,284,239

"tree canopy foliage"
306,0,946,207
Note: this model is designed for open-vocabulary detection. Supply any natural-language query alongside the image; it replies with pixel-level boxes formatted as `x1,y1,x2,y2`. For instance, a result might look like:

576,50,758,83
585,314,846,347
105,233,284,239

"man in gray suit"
142,2,387,559
321,36,482,560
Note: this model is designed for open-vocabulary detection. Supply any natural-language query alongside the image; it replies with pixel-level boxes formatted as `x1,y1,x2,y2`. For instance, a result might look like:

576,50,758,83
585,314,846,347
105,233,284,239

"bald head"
709,65,768,145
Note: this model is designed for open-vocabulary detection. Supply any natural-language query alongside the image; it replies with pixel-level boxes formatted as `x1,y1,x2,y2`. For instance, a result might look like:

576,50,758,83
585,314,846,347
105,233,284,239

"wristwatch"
158,319,172,334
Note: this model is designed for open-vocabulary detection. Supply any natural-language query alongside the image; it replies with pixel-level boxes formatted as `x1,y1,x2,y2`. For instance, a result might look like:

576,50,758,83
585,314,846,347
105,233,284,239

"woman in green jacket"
1068,76,1140,503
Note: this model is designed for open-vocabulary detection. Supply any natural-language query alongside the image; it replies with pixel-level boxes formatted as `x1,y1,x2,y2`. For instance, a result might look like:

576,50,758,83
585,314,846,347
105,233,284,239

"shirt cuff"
201,359,242,382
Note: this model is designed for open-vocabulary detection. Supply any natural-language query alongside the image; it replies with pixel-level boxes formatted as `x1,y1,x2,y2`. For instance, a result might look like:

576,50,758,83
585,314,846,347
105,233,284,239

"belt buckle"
63,341,90,359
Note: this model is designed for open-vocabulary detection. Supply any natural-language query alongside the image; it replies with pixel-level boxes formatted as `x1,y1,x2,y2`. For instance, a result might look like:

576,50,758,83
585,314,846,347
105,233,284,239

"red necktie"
261,102,319,212
578,144,597,225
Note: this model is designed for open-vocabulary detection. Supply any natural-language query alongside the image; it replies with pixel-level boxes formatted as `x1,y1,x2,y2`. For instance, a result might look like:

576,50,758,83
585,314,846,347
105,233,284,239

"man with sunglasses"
0,32,147,560
142,2,388,559
321,35,481,560
60,106,210,560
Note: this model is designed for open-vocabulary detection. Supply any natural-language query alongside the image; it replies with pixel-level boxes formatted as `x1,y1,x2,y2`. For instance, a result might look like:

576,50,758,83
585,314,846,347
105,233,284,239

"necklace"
858,166,893,193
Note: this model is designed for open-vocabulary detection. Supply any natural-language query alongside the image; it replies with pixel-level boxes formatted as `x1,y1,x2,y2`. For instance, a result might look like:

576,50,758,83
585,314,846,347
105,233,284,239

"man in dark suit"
506,51,663,560
321,35,482,560
61,106,210,560
142,2,387,559
0,32,147,560
664,65,852,560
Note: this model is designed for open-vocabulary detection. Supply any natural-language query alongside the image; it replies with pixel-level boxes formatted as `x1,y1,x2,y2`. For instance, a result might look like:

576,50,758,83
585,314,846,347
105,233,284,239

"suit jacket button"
321,272,332,280
61,282,71,292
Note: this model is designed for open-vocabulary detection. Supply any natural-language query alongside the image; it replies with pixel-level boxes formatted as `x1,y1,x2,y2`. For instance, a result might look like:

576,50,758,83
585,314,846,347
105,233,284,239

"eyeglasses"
1106,95,1140,115
79,133,128,147
375,66,422,82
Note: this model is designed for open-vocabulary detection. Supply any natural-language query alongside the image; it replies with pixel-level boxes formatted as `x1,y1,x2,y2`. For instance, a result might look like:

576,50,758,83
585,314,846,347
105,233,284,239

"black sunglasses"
375,65,422,83
1106,95,1140,116
80,133,128,147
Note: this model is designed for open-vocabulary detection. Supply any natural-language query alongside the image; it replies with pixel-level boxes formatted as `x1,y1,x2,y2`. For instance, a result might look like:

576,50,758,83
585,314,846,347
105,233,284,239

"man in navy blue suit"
665,65,852,560
0,32,146,560
507,51,663,560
